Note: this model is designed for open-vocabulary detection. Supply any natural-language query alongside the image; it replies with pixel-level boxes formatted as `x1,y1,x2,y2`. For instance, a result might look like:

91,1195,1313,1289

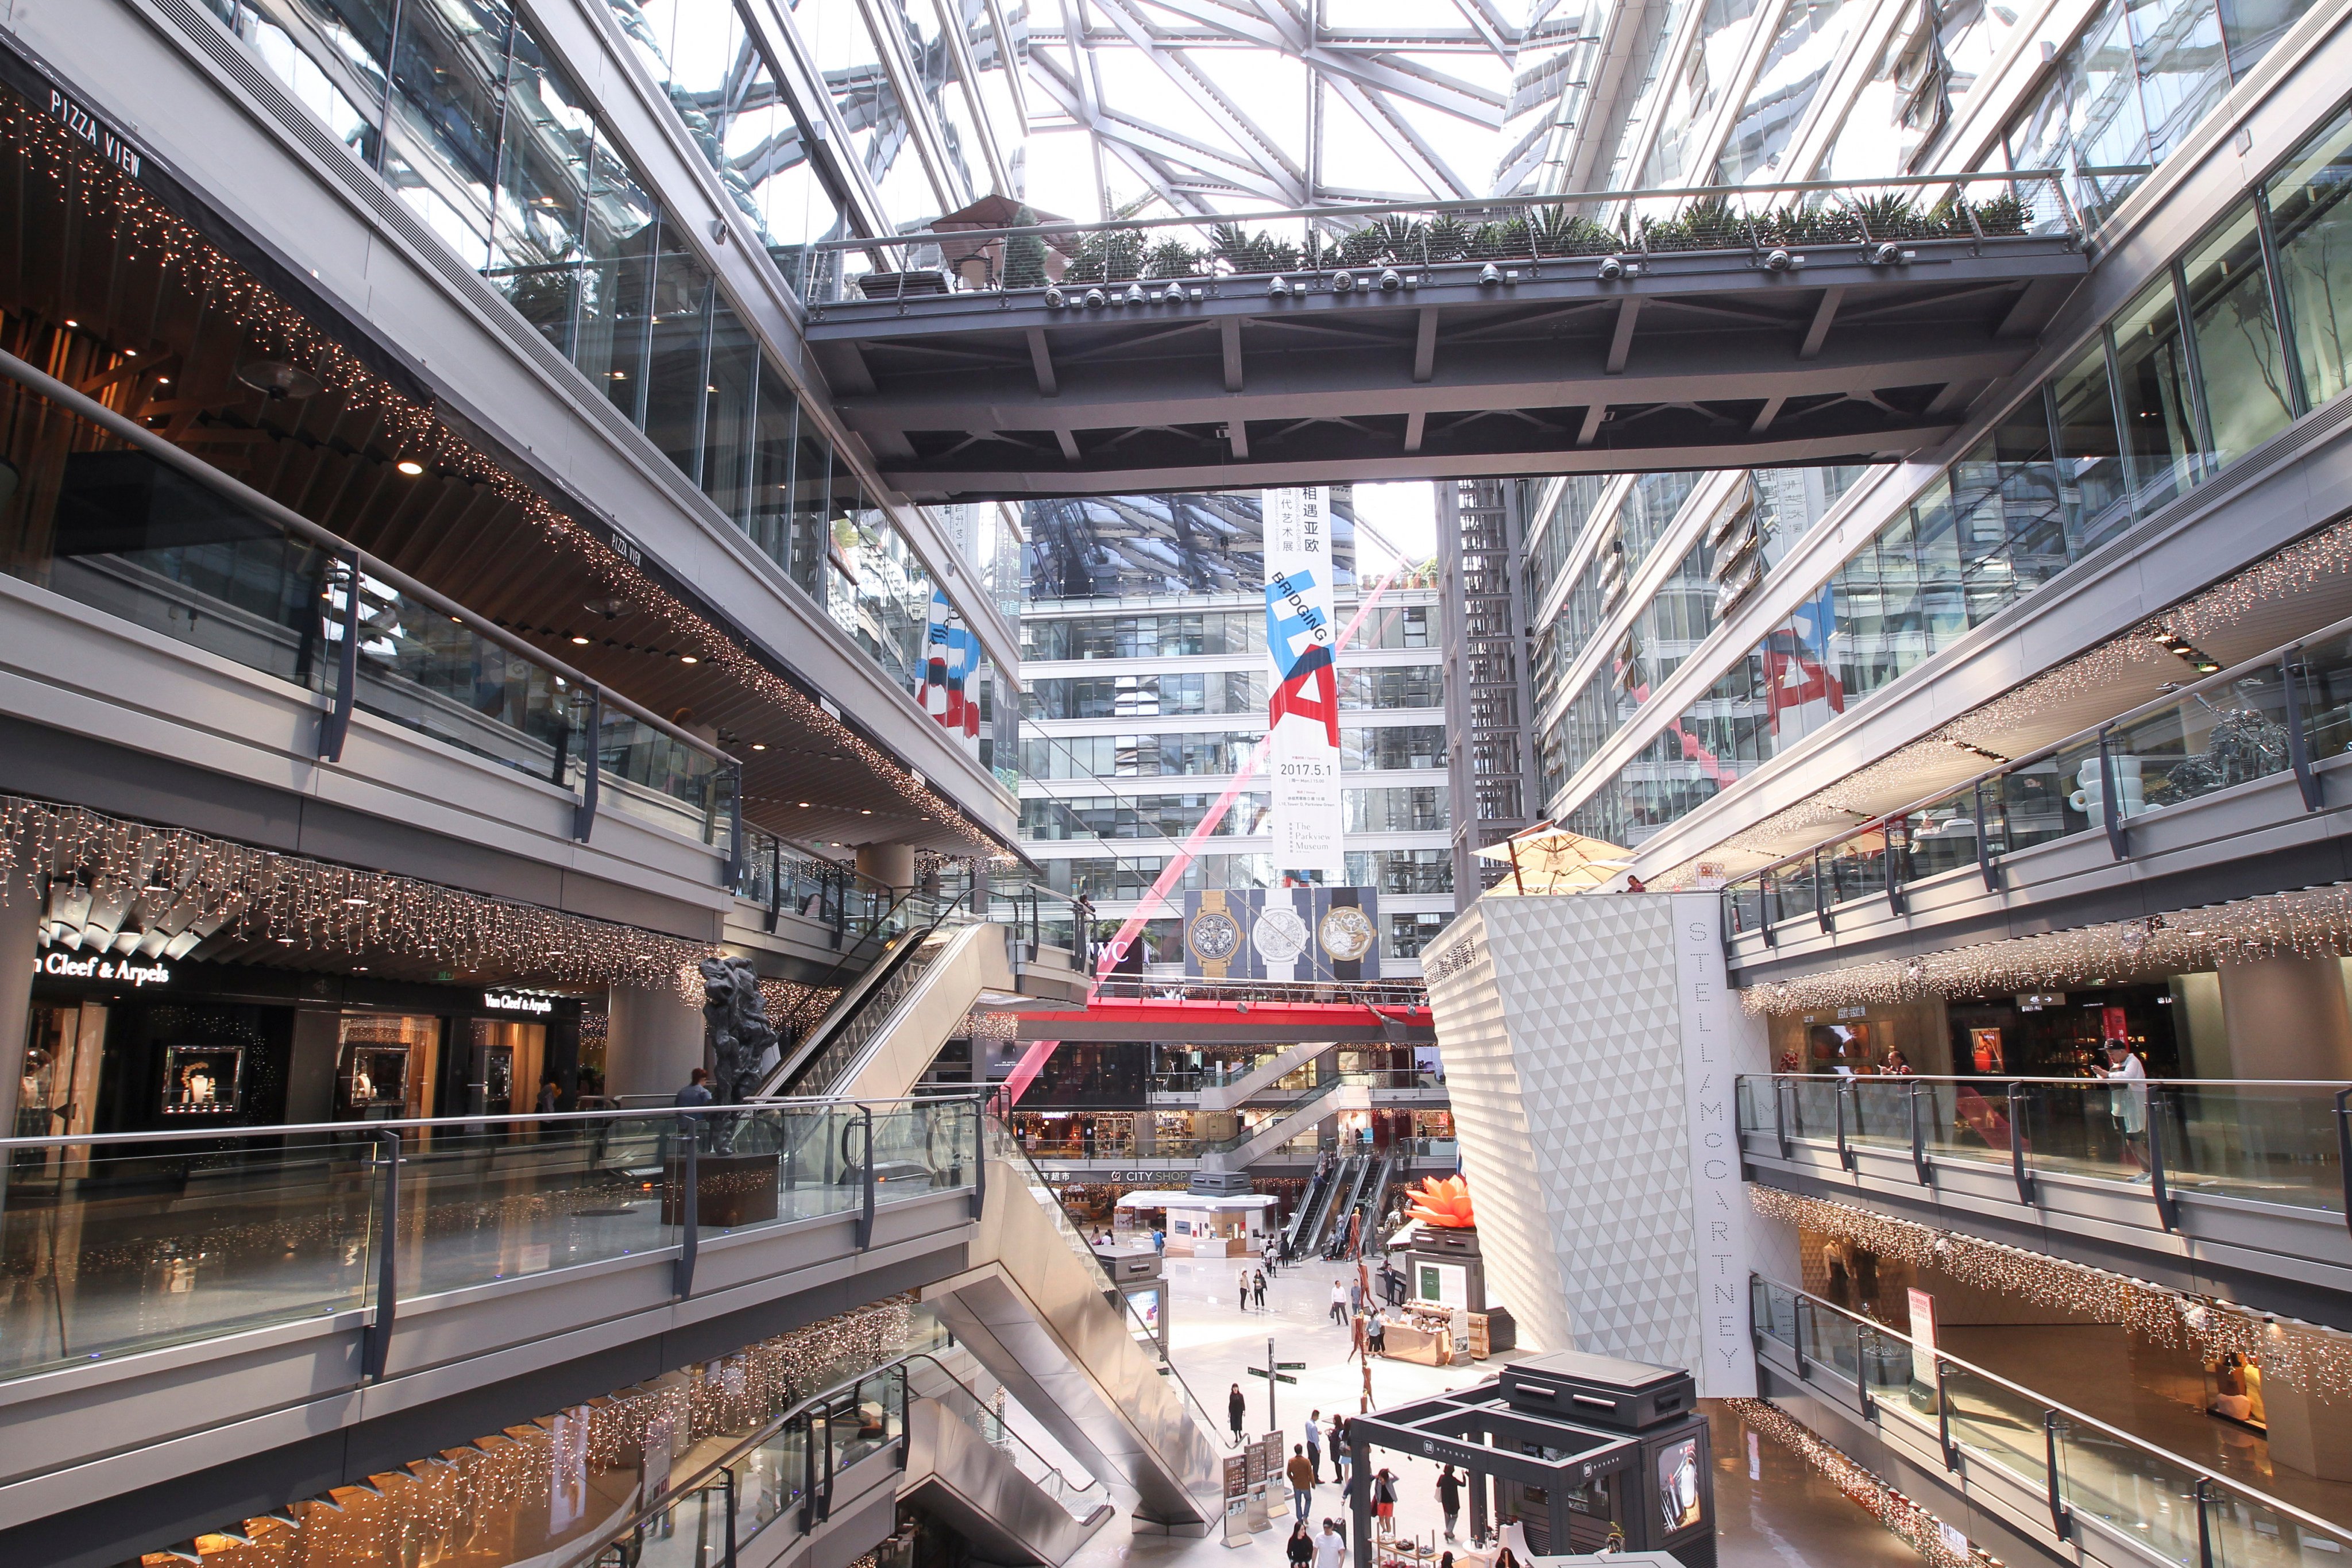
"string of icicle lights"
1,794,716,993
1723,1397,1998,1568
1739,881,2352,1017
149,1297,919,1566
1752,1189,2352,1397
6,90,992,852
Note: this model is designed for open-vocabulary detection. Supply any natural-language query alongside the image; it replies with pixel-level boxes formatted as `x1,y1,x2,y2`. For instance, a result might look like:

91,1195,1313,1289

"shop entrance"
459,1019,545,1123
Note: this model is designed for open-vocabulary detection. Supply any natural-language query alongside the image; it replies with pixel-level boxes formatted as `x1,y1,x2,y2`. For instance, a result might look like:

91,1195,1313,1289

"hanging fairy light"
1751,1189,2352,1396
1725,1397,1998,1568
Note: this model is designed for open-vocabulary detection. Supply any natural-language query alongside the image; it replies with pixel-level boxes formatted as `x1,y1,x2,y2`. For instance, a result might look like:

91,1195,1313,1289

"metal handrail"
901,1352,1110,1514
1755,1272,2352,1550
804,168,2079,256
0,346,732,768
1720,605,2352,914
1747,1071,2352,1089
0,1092,977,1152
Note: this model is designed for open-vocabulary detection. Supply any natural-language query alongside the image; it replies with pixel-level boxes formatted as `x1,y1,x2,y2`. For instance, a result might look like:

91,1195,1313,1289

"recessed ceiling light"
343,897,371,906
156,377,170,385
63,319,78,327
396,459,424,476
679,655,698,664
798,801,812,807
571,635,591,644
860,808,872,814
751,743,766,751
123,348,137,357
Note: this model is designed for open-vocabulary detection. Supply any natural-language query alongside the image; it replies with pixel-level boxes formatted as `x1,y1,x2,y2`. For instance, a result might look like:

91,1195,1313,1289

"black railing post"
2283,653,2322,809
1909,1079,1932,1186
2195,1478,2216,1568
1936,1357,1959,1471
2044,1412,2072,1539
364,1129,400,1380
1792,1294,1809,1378
858,1106,877,1250
1884,818,1904,914
676,1120,700,1299
1975,778,1999,891
724,1468,739,1567
971,1099,987,1221
573,687,602,841
2335,1088,2352,1242
1815,849,1833,933
318,549,362,763
2146,1087,2180,1231
1774,1076,1791,1160
1855,1324,1878,1418
765,836,783,934
724,767,745,889
2009,1081,2036,1205
2097,726,2126,859
833,868,848,948
1835,1077,1855,1171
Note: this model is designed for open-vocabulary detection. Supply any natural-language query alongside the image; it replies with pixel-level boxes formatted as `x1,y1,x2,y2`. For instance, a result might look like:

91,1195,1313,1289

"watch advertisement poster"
1183,887,1382,982
1264,486,1346,883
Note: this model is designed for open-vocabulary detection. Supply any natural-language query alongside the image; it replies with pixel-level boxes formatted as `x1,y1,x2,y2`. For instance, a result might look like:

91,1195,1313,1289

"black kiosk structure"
1347,1350,1714,1567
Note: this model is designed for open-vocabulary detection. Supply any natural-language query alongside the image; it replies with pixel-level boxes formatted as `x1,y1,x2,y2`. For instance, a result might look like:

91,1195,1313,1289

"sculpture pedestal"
661,1151,781,1227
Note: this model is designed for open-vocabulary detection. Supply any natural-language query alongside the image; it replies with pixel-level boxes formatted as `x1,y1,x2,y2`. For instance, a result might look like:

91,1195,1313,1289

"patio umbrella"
1472,824,1635,894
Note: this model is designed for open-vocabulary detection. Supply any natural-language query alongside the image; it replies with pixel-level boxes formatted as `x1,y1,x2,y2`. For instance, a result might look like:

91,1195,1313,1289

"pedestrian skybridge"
802,176,2090,502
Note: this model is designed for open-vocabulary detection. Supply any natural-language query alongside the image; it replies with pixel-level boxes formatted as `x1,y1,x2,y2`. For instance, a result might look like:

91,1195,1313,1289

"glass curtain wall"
1560,102,2352,848
198,0,973,709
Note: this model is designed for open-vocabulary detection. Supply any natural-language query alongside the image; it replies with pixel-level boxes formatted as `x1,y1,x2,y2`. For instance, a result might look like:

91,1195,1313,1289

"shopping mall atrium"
1,0,2350,1564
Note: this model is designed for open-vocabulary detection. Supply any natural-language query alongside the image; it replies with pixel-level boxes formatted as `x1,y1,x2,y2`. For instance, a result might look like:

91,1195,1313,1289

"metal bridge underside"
809,240,2087,501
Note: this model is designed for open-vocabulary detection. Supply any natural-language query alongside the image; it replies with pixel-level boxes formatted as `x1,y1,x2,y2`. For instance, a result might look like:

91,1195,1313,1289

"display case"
160,1043,243,1115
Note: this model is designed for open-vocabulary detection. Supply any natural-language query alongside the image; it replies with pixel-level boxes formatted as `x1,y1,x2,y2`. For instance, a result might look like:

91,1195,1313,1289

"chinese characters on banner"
1263,487,1345,882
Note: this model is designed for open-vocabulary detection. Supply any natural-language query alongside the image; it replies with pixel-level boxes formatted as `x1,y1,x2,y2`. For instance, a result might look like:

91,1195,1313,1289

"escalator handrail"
1196,1071,1365,1154
764,889,974,1095
902,1352,1111,1520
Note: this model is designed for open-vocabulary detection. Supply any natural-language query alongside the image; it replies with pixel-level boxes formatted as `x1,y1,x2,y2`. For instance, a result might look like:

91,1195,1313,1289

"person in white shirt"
1329,1278,1349,1326
2103,1039,2150,1177
1313,1520,1347,1568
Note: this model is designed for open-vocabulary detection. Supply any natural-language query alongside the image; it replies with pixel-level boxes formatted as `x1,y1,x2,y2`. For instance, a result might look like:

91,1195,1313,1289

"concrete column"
0,885,44,1140
856,841,916,895
2216,955,2352,1079
283,1009,342,1125
606,983,705,1099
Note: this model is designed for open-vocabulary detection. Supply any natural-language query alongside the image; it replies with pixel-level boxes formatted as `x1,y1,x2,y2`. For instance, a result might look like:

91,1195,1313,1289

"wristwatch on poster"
1188,889,1244,979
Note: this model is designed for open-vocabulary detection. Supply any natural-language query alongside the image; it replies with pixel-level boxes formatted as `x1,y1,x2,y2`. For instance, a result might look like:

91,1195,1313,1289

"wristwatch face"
1253,906,1309,965
1319,905,1377,964
1188,909,1242,964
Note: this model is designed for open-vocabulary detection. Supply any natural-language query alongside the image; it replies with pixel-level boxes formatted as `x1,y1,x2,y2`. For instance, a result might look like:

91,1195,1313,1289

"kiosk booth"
1115,1189,1277,1256
1346,1351,1714,1567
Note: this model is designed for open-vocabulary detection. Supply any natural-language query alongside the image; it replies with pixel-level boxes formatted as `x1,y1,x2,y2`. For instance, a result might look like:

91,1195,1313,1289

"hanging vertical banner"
916,585,983,756
1264,487,1345,882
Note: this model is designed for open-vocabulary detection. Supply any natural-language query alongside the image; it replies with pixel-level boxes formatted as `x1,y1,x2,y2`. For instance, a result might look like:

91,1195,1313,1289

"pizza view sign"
1181,887,1381,982
48,88,142,180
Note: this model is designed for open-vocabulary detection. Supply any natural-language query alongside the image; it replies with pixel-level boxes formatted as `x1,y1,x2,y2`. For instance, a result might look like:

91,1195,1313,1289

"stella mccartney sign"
34,951,172,987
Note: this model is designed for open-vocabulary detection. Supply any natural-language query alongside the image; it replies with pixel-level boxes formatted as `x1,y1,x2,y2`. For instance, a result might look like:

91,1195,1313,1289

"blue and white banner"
916,586,981,752
1264,487,1345,882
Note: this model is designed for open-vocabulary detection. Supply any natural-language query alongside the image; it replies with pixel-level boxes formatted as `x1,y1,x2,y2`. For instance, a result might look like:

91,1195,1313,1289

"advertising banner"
1183,887,1382,982
1264,487,1345,882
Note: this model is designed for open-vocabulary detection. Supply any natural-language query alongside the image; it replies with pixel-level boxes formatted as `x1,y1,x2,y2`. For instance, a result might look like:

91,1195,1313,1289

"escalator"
1322,1151,1379,1259
1281,1157,1339,1260
1198,1072,1369,1172
1325,1148,1407,1260
899,1354,1116,1566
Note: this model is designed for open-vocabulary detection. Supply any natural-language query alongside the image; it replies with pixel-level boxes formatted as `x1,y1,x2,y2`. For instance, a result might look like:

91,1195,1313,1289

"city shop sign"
484,991,556,1015
36,951,172,986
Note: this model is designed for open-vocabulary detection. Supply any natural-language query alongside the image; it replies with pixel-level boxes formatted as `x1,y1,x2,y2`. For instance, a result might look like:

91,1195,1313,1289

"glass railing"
798,171,2076,308
1752,1275,2352,1566
776,895,979,1099
0,349,738,867
1200,1074,1365,1154
1739,1073,2350,1220
1722,612,2352,938
0,1096,979,1383
907,1353,1110,1521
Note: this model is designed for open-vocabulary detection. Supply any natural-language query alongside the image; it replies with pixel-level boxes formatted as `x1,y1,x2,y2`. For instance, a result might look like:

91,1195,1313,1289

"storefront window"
337,1014,440,1120
2266,107,2352,410
2181,204,2296,464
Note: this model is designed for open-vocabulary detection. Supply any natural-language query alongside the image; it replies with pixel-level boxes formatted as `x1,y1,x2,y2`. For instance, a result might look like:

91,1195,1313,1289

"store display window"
160,1043,243,1115
2206,1350,2266,1431
339,1014,438,1119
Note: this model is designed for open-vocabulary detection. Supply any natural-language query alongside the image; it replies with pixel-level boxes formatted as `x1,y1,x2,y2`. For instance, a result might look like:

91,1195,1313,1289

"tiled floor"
1032,1250,1925,1568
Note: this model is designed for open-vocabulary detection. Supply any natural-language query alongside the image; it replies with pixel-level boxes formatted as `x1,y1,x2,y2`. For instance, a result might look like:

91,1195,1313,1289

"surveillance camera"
1597,256,1624,281
1478,262,1503,286
1869,241,1906,266
1044,286,1066,309
1332,270,1355,293
1378,268,1402,292
1269,276,1292,298
1083,287,1107,308
1764,248,1794,271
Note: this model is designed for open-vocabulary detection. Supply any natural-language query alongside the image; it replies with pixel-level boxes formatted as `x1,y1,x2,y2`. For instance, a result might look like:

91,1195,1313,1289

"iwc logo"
1253,906,1309,965
1187,909,1242,965
1318,904,1377,964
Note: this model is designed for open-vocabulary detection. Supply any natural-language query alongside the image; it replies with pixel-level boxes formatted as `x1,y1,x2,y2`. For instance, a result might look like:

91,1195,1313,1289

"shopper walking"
2104,1038,2150,1175
1436,1465,1463,1543
1287,1521,1315,1568
1228,1383,1247,1444
1313,1519,1347,1568
1329,1277,1349,1326
1303,1411,1322,1481
1287,1445,1316,1521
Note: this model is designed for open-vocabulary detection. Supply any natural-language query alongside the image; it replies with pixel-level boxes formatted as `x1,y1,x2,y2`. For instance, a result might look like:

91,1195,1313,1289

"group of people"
1236,1252,1283,1310
1281,1449,1506,1566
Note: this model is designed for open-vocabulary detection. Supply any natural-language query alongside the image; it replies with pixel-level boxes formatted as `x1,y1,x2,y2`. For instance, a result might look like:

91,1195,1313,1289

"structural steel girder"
806,237,2087,501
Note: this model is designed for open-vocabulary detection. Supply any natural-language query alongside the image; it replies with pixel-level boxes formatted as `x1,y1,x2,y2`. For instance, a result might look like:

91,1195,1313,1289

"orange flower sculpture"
1404,1175,1475,1229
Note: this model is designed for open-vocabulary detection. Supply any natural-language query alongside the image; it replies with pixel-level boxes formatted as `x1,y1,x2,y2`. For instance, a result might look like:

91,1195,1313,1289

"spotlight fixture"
1122,283,1147,306
1268,276,1292,298
395,459,425,476
751,743,766,751
1763,248,1797,271
1331,270,1355,293
1478,262,1503,285
1377,268,1403,291
679,654,698,664
1868,241,1910,266
236,360,324,400
1083,287,1107,308
1596,256,1625,280
2154,630,2224,673
1161,282,1185,304
571,635,592,645
1044,286,1066,310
